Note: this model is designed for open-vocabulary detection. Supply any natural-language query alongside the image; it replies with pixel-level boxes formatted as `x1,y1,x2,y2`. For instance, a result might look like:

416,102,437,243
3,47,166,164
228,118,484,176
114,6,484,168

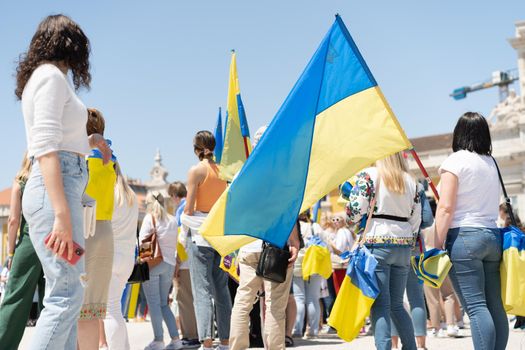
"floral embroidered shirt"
345,167,422,247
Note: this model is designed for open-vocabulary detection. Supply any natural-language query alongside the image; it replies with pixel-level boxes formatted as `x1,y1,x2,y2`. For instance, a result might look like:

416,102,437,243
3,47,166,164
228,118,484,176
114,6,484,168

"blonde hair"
376,152,412,194
146,191,168,222
15,152,32,183
114,162,136,207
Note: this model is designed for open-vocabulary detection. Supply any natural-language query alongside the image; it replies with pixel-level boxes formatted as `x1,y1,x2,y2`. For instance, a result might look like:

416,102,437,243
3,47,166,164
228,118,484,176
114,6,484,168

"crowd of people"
0,13,523,350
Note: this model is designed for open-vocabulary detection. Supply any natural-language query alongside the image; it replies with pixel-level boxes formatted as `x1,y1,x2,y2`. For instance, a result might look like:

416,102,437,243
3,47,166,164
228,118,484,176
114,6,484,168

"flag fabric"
328,246,379,342
302,235,332,280
500,225,525,315
201,15,412,256
220,51,252,181
214,107,224,164
411,248,452,289
312,200,322,223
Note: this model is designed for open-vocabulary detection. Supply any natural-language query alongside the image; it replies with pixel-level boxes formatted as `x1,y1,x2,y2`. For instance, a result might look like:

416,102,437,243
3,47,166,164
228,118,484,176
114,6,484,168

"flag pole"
409,148,440,200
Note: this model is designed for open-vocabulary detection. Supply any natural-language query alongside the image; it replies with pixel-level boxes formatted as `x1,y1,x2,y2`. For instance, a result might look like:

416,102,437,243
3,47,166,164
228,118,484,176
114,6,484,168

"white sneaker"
165,340,184,350
447,325,459,337
437,328,447,338
427,328,437,337
145,341,165,350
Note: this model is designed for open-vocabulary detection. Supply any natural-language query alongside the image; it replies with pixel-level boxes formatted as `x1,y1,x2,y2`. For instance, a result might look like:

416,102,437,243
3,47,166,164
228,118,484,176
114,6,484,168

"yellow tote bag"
500,225,525,316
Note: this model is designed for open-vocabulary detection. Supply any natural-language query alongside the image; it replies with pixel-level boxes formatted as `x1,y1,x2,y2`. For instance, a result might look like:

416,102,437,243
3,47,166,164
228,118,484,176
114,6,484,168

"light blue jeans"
187,240,232,341
293,274,323,336
142,261,179,341
22,151,87,350
392,243,427,337
446,227,509,350
368,246,417,350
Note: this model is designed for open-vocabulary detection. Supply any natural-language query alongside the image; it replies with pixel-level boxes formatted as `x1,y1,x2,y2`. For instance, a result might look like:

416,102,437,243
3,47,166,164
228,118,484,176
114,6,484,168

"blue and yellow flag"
214,107,224,164
201,15,412,256
220,51,251,181
500,225,525,316
302,235,332,280
328,246,379,342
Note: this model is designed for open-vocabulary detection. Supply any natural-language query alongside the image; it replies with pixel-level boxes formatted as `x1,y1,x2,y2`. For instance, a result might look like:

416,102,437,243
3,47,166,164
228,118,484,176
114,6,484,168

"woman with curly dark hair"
18,14,110,350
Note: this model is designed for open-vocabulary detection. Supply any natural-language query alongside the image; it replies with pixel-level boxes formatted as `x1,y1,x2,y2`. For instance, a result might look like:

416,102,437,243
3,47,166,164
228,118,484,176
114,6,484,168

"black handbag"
128,261,149,284
128,232,150,284
256,242,291,283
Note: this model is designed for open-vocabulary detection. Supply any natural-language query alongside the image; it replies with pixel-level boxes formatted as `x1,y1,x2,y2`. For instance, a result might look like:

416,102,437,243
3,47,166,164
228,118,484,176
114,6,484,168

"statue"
490,89,525,128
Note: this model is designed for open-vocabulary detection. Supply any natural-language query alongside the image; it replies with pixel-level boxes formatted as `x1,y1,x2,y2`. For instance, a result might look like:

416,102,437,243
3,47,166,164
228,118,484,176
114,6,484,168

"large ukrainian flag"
201,15,412,255
220,51,251,181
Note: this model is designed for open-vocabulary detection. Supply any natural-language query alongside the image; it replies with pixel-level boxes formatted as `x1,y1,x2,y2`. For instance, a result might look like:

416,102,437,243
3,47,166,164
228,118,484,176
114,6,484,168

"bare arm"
184,164,206,216
7,182,22,268
39,152,74,260
434,171,458,249
287,223,300,266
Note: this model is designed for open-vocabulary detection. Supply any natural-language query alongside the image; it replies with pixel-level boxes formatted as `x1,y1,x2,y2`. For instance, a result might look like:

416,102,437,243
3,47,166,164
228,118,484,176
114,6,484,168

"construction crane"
450,68,519,102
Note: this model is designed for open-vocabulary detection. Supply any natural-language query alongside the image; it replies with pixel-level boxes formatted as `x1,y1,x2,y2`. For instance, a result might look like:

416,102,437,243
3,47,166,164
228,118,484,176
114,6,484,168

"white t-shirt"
112,192,139,251
139,213,178,266
439,150,499,228
22,64,91,158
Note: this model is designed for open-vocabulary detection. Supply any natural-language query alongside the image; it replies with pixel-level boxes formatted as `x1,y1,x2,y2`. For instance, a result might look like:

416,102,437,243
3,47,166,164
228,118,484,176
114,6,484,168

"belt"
371,214,408,222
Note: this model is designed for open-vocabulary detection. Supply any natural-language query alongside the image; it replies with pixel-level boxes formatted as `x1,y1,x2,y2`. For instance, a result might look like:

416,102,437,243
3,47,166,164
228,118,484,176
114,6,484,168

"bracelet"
8,253,14,257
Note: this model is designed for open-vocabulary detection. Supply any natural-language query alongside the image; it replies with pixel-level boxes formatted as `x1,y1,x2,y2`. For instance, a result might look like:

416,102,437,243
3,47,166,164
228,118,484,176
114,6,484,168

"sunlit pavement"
20,320,525,349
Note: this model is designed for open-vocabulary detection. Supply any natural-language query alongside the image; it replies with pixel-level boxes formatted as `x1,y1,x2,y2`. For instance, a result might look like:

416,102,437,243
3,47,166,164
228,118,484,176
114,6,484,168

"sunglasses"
331,217,342,223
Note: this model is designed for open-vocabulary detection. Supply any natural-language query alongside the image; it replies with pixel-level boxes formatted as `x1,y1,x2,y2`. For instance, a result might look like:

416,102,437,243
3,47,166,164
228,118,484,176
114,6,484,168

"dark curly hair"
15,14,91,99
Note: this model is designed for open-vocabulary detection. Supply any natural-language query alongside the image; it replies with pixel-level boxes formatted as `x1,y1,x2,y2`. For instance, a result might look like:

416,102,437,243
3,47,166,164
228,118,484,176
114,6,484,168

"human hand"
46,213,74,261
88,134,111,164
288,245,299,266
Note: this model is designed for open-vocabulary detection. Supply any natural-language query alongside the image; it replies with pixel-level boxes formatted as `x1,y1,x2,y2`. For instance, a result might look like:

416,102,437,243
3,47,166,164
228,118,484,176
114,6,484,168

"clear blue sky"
1,1,524,189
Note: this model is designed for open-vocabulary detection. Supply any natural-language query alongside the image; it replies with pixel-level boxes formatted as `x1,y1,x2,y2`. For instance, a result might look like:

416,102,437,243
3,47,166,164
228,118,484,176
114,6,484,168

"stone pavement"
19,320,525,349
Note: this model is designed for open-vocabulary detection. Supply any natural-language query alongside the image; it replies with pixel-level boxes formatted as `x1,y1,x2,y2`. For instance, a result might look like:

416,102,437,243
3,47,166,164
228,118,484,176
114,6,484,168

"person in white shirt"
17,14,110,350
346,153,421,350
139,192,183,350
101,164,139,350
329,214,355,295
433,112,508,350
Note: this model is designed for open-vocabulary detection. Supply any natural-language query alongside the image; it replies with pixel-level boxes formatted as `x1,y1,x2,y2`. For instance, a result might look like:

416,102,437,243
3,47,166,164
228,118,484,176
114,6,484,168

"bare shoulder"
188,162,207,180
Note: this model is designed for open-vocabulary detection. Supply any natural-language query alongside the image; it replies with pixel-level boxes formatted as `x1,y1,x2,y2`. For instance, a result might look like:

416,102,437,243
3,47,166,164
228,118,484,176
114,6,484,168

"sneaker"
182,339,201,349
165,340,184,350
145,341,165,350
457,320,465,329
302,333,318,340
321,325,337,334
446,325,459,338
437,328,448,338
427,328,437,337
214,345,229,350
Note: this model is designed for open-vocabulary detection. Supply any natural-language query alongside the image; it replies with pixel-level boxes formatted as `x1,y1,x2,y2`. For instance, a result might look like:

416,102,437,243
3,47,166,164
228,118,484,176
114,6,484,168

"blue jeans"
446,227,509,350
392,244,427,337
368,246,416,350
293,274,323,336
188,241,232,341
22,152,88,350
142,261,179,341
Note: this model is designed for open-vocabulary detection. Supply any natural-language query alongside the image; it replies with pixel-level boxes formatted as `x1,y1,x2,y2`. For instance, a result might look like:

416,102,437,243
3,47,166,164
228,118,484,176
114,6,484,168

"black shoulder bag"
128,231,150,284
256,242,291,283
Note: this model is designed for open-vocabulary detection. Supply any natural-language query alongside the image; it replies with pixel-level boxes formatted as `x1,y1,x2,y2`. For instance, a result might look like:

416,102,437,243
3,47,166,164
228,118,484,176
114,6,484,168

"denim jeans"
368,246,416,350
188,240,232,341
446,227,509,350
293,274,323,336
22,151,88,350
142,261,179,342
392,244,427,337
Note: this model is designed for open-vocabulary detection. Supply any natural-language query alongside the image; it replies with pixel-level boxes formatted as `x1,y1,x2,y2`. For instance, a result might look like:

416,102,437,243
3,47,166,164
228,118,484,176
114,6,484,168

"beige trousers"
175,269,199,339
424,276,461,329
230,251,293,350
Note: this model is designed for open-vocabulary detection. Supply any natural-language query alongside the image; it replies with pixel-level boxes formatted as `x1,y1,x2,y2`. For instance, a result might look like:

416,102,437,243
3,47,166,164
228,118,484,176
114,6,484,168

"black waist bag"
256,242,291,283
